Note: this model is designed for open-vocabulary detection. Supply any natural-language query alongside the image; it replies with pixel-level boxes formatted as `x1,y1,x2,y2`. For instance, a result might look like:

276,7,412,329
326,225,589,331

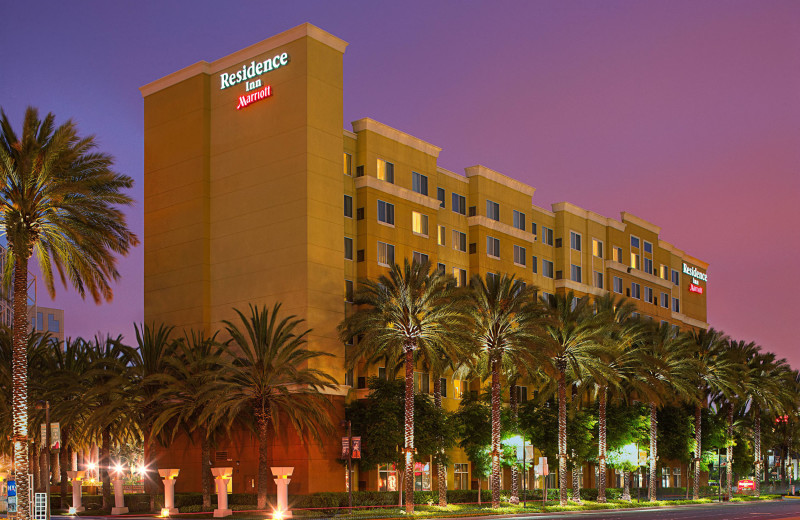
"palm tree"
150,330,226,509
205,304,337,511
340,259,470,512
539,292,611,506
0,107,138,520
690,328,739,500
467,274,542,508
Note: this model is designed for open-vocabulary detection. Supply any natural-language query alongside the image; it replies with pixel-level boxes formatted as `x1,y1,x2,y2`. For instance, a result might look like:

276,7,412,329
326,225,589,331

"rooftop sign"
682,263,707,282
220,52,289,90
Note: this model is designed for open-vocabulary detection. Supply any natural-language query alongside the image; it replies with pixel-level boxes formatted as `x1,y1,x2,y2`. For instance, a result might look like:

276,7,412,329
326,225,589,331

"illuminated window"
454,463,469,490
613,246,623,263
513,210,526,231
343,153,352,176
661,292,669,308
437,187,445,208
377,200,394,225
412,251,429,265
630,252,641,270
672,297,680,313
592,239,603,258
644,241,653,254
543,260,554,279
671,269,680,286
644,286,653,303
631,236,640,249
661,467,670,488
344,237,353,260
660,265,669,279
570,264,582,283
486,200,500,221
344,195,353,218
452,231,467,252
452,193,466,215
486,236,500,258
532,256,538,274
453,268,467,287
377,159,394,183
513,245,526,266
613,276,623,294
593,271,604,289
412,172,428,196
453,379,467,399
631,282,641,299
438,226,446,246
542,227,554,246
377,242,395,267
378,464,398,491
414,462,432,491
570,232,582,251
412,211,429,236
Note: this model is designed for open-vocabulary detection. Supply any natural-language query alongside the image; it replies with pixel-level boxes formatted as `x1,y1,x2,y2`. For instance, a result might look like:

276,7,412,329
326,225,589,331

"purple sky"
2,2,798,367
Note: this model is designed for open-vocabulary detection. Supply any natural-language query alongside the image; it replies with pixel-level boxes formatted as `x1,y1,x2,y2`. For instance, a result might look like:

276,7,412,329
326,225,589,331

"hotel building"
141,24,709,496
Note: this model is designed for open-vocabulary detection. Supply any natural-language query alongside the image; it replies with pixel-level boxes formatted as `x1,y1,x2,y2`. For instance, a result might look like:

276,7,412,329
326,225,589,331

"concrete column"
271,467,294,517
211,468,233,518
159,469,180,515
111,477,129,514
67,471,85,512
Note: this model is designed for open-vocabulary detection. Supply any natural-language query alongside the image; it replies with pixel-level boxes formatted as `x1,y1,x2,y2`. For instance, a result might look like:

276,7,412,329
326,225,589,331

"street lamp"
34,401,51,520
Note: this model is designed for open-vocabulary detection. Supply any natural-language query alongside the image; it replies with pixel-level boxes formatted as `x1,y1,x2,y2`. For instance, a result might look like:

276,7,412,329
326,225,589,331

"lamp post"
35,401,51,520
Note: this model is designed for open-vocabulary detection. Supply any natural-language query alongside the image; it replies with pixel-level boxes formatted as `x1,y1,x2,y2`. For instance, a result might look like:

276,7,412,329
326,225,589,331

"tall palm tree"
340,259,470,512
539,292,611,506
690,328,739,500
0,107,138,520
205,304,337,511
150,330,226,509
467,274,542,508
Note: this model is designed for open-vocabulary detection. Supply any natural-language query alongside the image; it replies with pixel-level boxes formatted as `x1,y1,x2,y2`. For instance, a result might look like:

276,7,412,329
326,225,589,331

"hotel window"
453,379,467,399
437,262,446,274
630,252,640,270
542,292,555,306
592,239,603,258
660,265,669,279
414,372,430,394
377,158,394,183
542,227,554,246
377,242,395,267
613,276,623,294
412,172,428,196
613,246,623,263
378,464,398,491
344,280,354,303
37,312,43,331
570,231,582,251
631,312,639,319
344,195,353,218
644,257,653,275
543,260,554,279
532,255,538,274
437,187,446,208
673,467,681,487
453,230,467,252
412,211,429,236
453,268,467,288
344,369,353,386
661,292,669,307
644,241,653,254
343,152,352,176
661,467,670,488
486,272,500,285
486,200,500,221
531,222,538,238
377,200,394,225
487,236,500,258
438,225,446,246
644,286,653,303
516,385,528,403
631,282,641,299
454,463,469,490
48,314,59,333
672,297,680,313
439,377,447,397
671,269,680,285
513,210,526,231
513,245,526,266
631,235,640,249
378,367,387,380
593,271,604,289
344,237,353,260
570,264,582,283
413,251,429,265
452,193,466,215
414,462,432,491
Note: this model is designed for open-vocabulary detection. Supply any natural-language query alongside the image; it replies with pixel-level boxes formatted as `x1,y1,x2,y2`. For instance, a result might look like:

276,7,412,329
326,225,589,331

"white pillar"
111,477,129,514
211,467,233,518
67,471,85,512
271,467,294,517
159,469,180,514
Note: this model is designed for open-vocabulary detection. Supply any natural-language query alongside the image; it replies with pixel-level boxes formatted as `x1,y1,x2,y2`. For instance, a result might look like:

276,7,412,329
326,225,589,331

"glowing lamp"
87,462,97,471
68,507,77,515
161,508,171,517
272,510,283,520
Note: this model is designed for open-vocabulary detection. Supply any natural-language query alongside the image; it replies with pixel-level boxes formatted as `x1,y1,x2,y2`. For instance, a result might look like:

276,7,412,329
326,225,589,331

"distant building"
29,305,65,344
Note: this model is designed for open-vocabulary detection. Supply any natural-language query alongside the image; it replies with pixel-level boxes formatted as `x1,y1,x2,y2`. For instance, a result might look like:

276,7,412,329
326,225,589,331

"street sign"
40,423,60,449
351,437,361,459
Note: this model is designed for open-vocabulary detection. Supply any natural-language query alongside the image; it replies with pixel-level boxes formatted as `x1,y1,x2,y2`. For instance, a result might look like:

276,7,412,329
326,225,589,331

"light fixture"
161,508,171,518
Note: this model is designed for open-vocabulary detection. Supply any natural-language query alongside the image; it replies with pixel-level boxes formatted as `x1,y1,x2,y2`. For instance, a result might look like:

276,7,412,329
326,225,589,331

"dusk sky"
1,2,798,367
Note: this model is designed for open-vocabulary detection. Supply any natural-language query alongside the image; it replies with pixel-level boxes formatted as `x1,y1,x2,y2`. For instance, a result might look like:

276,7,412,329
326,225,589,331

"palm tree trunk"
649,402,657,501
597,386,607,503
509,382,519,505
200,428,212,510
693,405,701,500
557,366,568,506
101,427,112,510
727,404,734,499
12,254,31,520
433,376,446,507
490,355,501,508
754,408,762,498
622,470,631,501
60,428,71,509
571,463,581,502
257,413,271,510
32,443,40,492
404,346,415,514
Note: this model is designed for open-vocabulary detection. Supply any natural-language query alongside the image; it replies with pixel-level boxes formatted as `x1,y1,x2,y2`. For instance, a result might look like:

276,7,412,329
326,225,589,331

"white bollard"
111,477,129,514
159,469,180,515
271,467,294,518
211,467,233,518
67,471,86,512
